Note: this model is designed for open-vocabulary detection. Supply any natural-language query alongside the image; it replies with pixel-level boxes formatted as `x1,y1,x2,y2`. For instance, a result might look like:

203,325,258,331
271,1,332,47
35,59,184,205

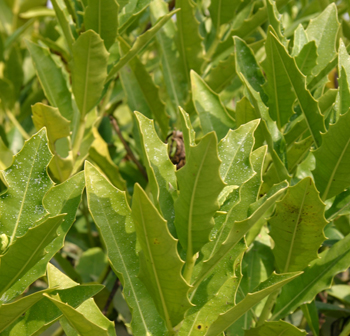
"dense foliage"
1,0,350,335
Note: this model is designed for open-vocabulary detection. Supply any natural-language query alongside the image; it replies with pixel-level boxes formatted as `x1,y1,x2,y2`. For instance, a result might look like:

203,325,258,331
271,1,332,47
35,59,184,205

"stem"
339,319,350,336
257,290,280,326
103,278,120,315
5,109,29,139
51,326,64,336
183,252,197,284
109,115,148,181
72,116,86,161
82,193,95,247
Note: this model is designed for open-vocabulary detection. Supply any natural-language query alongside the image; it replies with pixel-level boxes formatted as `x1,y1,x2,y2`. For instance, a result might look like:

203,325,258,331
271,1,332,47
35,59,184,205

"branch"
109,115,148,181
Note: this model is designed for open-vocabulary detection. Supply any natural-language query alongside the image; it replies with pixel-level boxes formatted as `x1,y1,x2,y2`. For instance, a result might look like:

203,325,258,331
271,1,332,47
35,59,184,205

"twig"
103,278,120,315
109,115,148,181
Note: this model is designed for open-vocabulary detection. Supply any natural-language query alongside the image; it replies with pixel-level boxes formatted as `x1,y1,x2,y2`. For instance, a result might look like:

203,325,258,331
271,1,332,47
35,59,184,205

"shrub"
1,0,350,335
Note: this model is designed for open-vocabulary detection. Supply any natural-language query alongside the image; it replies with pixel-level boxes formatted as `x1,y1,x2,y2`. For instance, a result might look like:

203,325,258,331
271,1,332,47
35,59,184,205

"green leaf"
175,0,204,77
335,40,350,117
300,301,319,336
178,107,195,155
236,97,264,148
32,103,71,147
85,162,168,335
266,31,325,146
150,1,187,109
234,37,266,102
245,321,307,336
201,146,266,264
175,132,225,255
218,120,259,186
118,0,150,33
88,128,127,191
3,264,104,336
2,172,85,303
272,232,350,320
32,103,73,182
119,38,169,138
306,3,340,76
51,0,76,52
193,181,287,290
205,52,236,93
286,136,313,174
269,177,327,273
71,30,109,116
205,272,301,336
0,138,13,170
75,247,108,283
295,41,318,77
179,248,245,336
312,110,350,200
84,0,119,50
0,214,65,302
191,71,235,140
291,24,309,57
240,76,289,183
132,184,192,328
45,296,110,336
26,40,75,123
0,289,55,333
4,46,23,100
0,129,53,243
266,0,285,43
327,285,350,306
135,112,176,235
106,8,180,82
209,0,239,33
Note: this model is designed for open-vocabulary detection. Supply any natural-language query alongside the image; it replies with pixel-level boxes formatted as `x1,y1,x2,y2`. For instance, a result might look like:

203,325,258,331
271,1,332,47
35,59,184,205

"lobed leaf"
312,110,350,200
205,272,301,336
135,112,176,234
85,162,167,335
0,289,55,333
245,320,307,335
191,71,235,140
132,184,192,328
2,172,85,303
45,296,110,336
0,129,53,243
263,31,325,144
269,177,327,273
218,120,259,186
175,132,225,255
272,232,350,320
0,214,66,302
306,3,340,76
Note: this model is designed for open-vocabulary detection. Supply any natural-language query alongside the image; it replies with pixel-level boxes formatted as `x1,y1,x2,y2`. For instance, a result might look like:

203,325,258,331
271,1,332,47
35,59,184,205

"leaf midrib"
1,216,62,298
322,136,350,201
187,137,213,255
283,183,308,273
81,35,92,116
10,133,44,243
272,38,321,147
138,199,173,331
87,184,150,333
271,250,349,320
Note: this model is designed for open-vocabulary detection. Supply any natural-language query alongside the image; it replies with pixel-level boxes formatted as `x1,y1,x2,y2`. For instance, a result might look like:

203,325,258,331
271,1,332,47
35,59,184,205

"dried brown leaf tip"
166,131,186,169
